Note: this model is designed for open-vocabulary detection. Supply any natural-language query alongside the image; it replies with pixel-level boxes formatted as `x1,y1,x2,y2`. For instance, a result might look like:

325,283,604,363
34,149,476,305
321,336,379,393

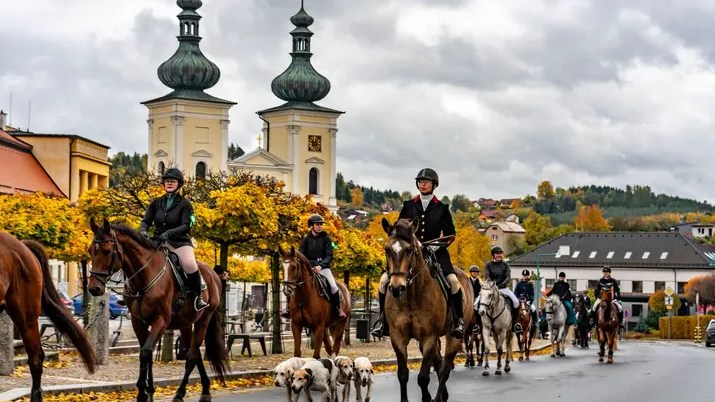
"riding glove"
140,230,149,238
159,231,172,242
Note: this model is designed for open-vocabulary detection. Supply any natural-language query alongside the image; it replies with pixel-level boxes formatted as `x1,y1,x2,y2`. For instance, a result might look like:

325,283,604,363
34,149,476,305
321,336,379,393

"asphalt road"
200,341,713,402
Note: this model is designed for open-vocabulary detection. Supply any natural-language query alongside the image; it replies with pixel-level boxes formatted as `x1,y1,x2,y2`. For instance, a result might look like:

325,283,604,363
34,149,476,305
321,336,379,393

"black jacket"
484,260,511,289
299,231,334,270
546,280,572,302
470,276,481,297
596,277,621,299
514,280,534,303
398,196,456,243
140,193,194,248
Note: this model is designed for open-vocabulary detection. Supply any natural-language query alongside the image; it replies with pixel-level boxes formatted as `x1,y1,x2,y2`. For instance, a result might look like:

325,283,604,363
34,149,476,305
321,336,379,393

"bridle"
545,295,563,318
282,255,314,295
89,231,124,286
480,283,506,321
384,237,427,287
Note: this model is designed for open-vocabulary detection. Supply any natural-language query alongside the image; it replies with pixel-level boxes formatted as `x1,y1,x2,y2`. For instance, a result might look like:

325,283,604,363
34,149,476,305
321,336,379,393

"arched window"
309,168,318,195
158,161,165,175
195,161,207,180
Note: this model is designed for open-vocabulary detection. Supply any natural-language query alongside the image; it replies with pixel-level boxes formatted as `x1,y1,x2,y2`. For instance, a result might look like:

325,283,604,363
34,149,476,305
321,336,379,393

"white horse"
477,280,514,376
544,294,569,357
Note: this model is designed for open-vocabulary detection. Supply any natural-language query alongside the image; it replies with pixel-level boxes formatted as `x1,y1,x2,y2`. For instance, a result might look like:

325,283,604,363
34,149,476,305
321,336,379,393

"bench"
40,323,61,343
226,334,267,358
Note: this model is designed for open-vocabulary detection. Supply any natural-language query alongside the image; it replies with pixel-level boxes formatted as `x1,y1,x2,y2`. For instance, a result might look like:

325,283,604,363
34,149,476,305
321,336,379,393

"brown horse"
382,218,473,402
464,312,484,368
516,298,536,361
597,286,619,363
0,232,98,402
88,219,227,402
279,245,351,359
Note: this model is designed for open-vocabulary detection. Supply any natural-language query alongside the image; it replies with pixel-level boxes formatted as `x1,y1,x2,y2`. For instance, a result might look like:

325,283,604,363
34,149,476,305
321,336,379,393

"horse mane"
107,223,158,249
294,251,314,277
392,219,416,243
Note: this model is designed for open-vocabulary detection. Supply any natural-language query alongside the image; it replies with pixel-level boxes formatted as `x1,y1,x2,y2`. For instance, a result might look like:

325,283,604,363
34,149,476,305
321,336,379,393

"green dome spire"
157,0,220,93
270,0,331,104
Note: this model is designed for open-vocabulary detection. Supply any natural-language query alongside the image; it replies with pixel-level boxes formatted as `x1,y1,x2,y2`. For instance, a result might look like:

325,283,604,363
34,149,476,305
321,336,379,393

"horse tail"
22,240,98,374
205,309,230,384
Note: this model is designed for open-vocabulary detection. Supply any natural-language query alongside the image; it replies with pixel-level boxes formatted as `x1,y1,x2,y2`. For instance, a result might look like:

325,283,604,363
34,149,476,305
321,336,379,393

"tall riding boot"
531,310,538,330
618,309,624,330
589,309,597,327
512,306,522,333
371,292,387,338
331,290,347,321
187,271,209,312
450,290,465,338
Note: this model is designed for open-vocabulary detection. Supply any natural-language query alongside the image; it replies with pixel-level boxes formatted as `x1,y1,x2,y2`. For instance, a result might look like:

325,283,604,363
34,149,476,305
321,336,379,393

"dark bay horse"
464,312,484,368
597,286,619,363
382,218,473,402
279,246,351,359
574,298,591,348
516,298,536,361
88,219,227,402
0,232,97,402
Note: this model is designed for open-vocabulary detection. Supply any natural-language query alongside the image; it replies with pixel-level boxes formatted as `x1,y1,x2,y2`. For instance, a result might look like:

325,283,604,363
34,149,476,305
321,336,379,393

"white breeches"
594,299,622,312
166,244,199,274
319,268,339,294
378,271,461,295
474,287,520,309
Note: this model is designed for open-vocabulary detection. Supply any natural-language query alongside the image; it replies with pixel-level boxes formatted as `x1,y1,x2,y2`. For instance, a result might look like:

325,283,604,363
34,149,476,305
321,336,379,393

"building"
510,232,715,327
142,0,236,177
674,222,714,240
479,209,506,222
228,2,344,213
475,198,497,210
485,221,526,256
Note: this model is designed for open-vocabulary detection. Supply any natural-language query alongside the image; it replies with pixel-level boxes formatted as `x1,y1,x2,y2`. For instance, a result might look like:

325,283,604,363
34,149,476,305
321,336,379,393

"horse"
464,313,484,368
0,232,98,402
477,280,514,376
516,298,536,361
381,218,473,402
574,298,591,348
597,286,619,363
88,219,228,402
279,245,351,359
544,294,569,358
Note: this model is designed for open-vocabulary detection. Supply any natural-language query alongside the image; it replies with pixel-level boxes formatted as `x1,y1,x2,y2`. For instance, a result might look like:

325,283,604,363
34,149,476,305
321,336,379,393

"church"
142,0,342,213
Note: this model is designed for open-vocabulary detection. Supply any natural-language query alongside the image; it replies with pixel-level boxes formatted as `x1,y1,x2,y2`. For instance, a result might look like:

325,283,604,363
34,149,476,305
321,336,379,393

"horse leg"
517,331,524,361
494,333,503,375
138,318,167,402
389,333,410,402
505,331,514,374
560,327,567,357
7,301,44,402
481,326,491,375
607,331,614,364
417,336,437,402
464,334,472,368
291,321,302,358
434,335,461,402
598,329,605,362
173,328,196,402
477,335,484,366
312,324,326,359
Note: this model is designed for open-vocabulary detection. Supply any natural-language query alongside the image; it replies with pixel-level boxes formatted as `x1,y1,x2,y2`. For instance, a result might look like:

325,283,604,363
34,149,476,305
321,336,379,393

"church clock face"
308,135,322,152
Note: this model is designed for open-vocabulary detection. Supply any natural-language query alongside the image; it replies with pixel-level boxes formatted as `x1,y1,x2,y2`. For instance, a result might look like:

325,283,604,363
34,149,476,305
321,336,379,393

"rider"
514,269,538,329
589,266,624,330
139,168,208,312
371,168,466,338
479,246,521,333
469,265,481,300
299,214,347,321
546,272,576,325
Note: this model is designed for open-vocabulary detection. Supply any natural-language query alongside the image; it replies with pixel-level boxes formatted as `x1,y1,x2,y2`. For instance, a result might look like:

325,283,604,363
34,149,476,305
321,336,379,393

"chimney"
0,110,6,131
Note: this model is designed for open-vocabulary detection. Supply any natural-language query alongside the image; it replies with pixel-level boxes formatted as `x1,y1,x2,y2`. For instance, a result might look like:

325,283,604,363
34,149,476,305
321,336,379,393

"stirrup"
194,297,209,312
450,319,465,337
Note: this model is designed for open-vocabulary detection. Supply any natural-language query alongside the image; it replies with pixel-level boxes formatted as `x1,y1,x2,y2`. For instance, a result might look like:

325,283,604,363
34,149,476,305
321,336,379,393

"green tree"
450,194,472,213
634,315,649,333
228,143,245,160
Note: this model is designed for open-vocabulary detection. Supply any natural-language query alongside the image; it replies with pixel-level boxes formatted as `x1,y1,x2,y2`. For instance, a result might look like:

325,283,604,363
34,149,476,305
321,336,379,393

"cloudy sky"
2,0,715,203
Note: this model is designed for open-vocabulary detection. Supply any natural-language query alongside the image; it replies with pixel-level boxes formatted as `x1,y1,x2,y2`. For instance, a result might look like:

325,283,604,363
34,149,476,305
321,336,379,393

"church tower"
229,0,344,213
142,0,236,178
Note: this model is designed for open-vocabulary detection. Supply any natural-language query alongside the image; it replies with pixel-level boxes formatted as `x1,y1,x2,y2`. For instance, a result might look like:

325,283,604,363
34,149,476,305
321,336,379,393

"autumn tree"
450,225,492,273
523,211,554,246
574,205,611,231
350,187,364,207
684,275,715,307
368,211,399,244
450,194,472,213
648,290,681,314
537,181,555,199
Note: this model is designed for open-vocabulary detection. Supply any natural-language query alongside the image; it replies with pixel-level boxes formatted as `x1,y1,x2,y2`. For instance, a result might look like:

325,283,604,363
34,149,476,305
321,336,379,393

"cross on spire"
257,133,264,148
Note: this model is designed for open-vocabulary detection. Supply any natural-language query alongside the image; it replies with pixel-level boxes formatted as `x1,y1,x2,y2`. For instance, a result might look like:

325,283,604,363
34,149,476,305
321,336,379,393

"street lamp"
534,245,570,312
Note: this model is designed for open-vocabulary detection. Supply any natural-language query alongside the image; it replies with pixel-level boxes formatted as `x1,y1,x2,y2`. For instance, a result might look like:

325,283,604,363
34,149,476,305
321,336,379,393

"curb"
0,344,552,401
13,352,59,367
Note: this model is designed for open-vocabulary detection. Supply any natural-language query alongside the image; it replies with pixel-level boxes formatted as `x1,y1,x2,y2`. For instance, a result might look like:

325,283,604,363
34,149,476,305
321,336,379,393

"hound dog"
274,357,314,402
353,357,374,402
333,356,354,402
291,358,339,402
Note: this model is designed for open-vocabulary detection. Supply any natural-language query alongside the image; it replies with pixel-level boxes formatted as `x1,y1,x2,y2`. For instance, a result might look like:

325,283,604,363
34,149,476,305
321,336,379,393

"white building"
510,232,715,328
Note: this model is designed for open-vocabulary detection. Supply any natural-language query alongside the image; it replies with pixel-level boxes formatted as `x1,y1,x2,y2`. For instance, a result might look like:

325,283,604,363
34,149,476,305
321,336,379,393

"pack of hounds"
273,355,374,402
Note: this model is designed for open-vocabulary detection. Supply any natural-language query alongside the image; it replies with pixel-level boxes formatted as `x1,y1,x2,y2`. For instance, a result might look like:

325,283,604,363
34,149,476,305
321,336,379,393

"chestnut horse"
0,232,98,402
597,286,619,363
516,298,536,361
382,218,473,402
88,219,228,402
279,246,351,359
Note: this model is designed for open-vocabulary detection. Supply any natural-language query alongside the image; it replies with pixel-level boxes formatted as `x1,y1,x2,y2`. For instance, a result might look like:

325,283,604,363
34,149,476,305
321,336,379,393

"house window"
195,161,207,180
589,251,597,258
546,279,555,289
572,251,580,258
632,281,643,293
606,251,614,259
677,282,686,294
642,251,650,259
158,161,165,174
633,304,643,317
309,168,318,195
624,252,632,259
567,279,577,290
588,280,598,290
660,252,668,259
491,234,498,240
655,281,665,291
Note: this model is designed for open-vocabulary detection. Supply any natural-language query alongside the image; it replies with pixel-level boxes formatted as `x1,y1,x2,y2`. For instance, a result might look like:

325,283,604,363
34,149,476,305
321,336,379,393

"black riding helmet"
469,265,480,273
161,167,184,188
522,269,530,276
491,245,503,255
603,266,611,273
308,214,325,227
415,168,439,189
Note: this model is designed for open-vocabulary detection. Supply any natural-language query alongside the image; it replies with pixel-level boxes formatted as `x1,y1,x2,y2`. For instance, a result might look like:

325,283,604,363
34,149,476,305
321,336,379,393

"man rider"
371,168,466,338
477,246,521,333
469,265,481,300
590,266,624,330
514,269,538,330
546,272,576,325
300,214,346,320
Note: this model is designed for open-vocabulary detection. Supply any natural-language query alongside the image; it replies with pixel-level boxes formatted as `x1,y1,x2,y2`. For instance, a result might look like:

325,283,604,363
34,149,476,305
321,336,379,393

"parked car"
706,319,715,347
58,291,73,314
72,293,128,319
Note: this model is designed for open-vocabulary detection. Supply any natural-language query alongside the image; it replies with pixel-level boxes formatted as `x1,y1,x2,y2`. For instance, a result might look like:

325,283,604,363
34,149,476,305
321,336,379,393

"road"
197,342,713,402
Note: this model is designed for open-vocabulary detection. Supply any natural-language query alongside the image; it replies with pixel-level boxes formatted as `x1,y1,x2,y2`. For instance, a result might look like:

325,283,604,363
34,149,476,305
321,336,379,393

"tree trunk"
219,242,229,323
343,271,351,346
366,277,371,343
0,312,14,375
270,254,283,354
161,331,174,362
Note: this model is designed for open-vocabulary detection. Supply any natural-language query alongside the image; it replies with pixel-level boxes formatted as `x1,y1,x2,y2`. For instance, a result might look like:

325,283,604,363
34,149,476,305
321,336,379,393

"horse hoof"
482,370,490,376
198,394,212,402
525,356,530,361
504,366,511,373
607,359,613,364
495,370,502,375
172,399,184,402
598,357,604,362
518,356,523,361
551,354,556,358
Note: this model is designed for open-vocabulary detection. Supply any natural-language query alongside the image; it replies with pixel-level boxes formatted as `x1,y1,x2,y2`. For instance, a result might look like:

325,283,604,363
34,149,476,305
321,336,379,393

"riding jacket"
398,195,456,274
546,280,572,302
596,277,621,299
484,260,511,289
514,280,534,303
299,231,334,270
140,193,194,248
470,276,481,298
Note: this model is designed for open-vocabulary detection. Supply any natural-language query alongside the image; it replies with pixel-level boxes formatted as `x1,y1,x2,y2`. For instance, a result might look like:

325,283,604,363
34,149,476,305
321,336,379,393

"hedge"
658,315,715,339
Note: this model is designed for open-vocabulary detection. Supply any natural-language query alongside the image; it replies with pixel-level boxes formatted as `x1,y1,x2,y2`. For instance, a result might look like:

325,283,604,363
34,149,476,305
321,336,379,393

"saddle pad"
167,250,207,292
316,276,343,302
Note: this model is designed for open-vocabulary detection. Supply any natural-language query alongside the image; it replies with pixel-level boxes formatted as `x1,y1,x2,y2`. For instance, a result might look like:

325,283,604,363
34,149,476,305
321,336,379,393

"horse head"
477,280,499,317
88,218,125,296
600,285,614,307
518,297,530,318
544,294,564,322
382,217,422,298
279,245,312,298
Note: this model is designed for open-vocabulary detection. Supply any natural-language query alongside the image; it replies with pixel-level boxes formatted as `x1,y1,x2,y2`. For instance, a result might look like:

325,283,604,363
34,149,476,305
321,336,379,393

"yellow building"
142,0,235,177
228,2,343,213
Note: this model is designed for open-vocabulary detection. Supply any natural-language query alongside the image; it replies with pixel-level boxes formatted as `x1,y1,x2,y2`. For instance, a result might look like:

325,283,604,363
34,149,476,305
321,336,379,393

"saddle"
314,275,343,303
423,246,451,305
165,249,207,311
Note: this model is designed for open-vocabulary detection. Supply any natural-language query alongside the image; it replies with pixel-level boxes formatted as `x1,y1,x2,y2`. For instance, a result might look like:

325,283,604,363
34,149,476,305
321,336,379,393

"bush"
645,309,664,329
634,316,649,333
658,314,715,339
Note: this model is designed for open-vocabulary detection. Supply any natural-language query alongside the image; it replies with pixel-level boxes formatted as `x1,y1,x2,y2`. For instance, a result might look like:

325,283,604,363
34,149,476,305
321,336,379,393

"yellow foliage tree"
332,227,384,278
450,225,492,273
367,211,399,244
350,187,364,207
648,290,680,314
537,181,555,199
574,205,611,231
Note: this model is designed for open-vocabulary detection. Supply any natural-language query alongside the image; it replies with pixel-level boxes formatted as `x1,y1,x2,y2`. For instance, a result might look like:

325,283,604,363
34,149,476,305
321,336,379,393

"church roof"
230,148,292,168
0,129,65,196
